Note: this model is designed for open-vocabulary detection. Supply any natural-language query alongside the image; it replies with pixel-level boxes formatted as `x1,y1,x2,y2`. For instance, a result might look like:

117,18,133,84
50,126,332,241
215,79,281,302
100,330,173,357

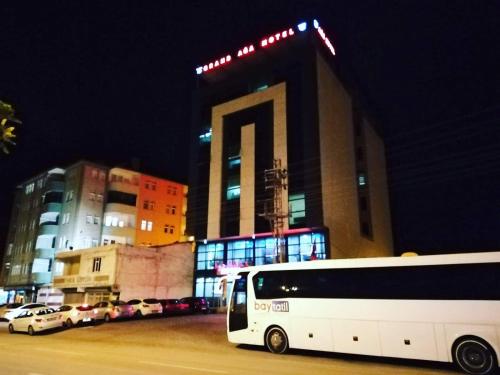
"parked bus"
227,252,500,374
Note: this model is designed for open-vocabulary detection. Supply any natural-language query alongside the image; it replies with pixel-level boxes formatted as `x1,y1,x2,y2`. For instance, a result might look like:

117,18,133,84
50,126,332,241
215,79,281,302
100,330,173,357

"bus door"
229,272,249,332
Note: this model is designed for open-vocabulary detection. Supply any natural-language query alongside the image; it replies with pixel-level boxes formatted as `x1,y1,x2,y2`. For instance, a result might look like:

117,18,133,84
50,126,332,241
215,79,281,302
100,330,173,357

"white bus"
227,251,500,375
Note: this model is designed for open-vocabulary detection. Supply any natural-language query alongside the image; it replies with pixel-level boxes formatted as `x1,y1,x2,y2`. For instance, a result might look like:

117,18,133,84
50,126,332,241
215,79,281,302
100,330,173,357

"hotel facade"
187,19,393,304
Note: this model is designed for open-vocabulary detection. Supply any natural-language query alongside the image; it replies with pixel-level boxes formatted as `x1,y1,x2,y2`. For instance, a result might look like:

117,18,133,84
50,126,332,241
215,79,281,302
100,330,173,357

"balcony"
32,272,52,285
105,202,137,215
38,224,58,236
35,248,55,259
41,202,62,214
102,226,135,238
53,273,111,288
108,181,139,195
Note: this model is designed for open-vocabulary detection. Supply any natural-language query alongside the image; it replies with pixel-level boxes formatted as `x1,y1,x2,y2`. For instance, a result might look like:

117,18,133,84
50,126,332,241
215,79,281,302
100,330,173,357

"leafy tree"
0,100,21,154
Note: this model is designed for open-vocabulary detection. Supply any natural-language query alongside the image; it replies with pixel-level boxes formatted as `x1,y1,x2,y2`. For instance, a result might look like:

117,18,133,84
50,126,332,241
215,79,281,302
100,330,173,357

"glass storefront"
194,229,327,305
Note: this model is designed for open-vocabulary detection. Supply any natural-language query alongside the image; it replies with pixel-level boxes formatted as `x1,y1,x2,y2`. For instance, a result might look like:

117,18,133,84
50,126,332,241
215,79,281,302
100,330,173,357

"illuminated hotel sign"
260,27,295,48
195,19,336,75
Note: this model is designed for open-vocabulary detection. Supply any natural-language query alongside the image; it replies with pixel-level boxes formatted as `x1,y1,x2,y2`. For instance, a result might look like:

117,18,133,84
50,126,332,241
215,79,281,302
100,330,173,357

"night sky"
1,1,499,256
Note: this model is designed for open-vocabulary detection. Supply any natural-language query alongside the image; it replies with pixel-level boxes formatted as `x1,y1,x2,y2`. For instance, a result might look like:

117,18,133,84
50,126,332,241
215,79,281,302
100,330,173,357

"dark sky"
1,1,499,255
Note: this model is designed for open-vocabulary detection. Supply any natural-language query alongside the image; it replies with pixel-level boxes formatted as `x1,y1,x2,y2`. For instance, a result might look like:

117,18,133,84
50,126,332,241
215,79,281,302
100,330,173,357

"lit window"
111,217,118,227
147,221,153,231
86,215,92,224
105,216,113,226
358,173,367,186
94,216,100,225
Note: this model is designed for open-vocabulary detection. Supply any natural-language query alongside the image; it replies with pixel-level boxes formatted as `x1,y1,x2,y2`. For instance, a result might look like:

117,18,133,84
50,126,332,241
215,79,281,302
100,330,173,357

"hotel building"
187,19,393,303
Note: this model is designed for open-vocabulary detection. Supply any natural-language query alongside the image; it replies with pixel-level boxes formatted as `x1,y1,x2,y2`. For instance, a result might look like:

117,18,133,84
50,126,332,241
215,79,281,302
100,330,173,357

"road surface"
0,314,458,375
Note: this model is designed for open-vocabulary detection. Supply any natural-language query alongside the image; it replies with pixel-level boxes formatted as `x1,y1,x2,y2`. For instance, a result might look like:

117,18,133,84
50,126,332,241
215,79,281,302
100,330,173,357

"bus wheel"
265,327,289,354
453,336,497,375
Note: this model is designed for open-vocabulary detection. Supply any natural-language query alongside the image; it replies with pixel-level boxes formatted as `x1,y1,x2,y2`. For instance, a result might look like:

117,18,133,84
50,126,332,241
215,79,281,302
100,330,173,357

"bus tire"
265,326,289,354
453,336,497,375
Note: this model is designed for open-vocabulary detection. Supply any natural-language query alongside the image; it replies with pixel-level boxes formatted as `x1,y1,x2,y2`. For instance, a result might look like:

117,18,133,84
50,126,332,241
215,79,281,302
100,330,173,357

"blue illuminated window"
199,128,212,144
227,175,240,200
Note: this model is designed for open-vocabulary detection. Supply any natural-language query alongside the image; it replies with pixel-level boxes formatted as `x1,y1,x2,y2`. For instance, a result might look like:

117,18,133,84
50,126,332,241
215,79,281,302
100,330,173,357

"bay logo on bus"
254,300,289,312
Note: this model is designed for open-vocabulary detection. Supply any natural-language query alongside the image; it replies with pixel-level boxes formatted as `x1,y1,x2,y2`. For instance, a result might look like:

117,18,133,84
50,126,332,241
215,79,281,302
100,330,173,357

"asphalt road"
0,314,458,375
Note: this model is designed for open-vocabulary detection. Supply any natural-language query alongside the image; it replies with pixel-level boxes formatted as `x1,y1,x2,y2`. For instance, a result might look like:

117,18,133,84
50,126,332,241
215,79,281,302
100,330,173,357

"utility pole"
259,159,288,263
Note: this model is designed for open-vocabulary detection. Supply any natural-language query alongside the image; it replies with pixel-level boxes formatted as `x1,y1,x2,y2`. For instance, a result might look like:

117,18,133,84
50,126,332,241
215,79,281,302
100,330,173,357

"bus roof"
240,251,500,273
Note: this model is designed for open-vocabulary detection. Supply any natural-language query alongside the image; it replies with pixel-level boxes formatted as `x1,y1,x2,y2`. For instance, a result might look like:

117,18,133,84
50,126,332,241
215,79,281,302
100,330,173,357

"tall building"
1,161,187,303
187,19,393,303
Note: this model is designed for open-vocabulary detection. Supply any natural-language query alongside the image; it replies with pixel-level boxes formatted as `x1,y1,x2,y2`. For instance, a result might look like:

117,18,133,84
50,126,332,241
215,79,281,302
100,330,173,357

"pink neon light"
197,24,299,75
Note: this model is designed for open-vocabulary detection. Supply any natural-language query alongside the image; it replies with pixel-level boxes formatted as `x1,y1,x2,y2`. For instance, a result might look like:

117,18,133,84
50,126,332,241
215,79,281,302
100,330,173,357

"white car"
4,303,47,321
127,298,162,317
8,307,63,335
93,300,135,322
57,304,95,327
0,303,23,321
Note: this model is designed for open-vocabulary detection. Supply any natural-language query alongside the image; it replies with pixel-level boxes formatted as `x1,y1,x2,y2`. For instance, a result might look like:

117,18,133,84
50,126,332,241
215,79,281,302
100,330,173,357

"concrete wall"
207,82,288,239
316,52,392,258
115,243,194,301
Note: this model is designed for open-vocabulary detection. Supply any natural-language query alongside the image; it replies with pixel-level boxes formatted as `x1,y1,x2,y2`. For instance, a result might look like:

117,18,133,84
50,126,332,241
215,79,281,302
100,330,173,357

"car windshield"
111,301,126,306
144,299,159,304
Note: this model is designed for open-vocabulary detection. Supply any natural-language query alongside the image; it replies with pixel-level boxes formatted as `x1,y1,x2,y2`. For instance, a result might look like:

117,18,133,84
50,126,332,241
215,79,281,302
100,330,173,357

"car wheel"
135,310,142,318
104,313,111,323
66,318,73,328
453,336,497,375
28,325,35,336
265,327,289,354
8,324,14,334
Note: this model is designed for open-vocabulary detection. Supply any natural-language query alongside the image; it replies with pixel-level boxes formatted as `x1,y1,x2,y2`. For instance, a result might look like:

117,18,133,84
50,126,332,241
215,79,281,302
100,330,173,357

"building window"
89,192,96,201
92,257,102,272
96,194,103,202
288,193,306,226
226,175,240,200
65,190,74,202
358,173,367,187
164,224,175,234
141,220,153,231
62,213,71,224
171,205,176,215
143,200,155,210
93,216,100,225
99,171,106,181
198,128,212,144
86,215,93,224
25,183,35,195
145,181,157,191
92,239,99,247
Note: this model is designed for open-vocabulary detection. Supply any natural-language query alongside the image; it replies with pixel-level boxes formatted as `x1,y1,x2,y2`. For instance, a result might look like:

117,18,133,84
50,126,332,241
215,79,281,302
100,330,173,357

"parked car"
0,303,23,321
127,298,162,317
159,299,190,316
8,307,63,335
93,300,134,322
3,303,48,321
57,304,95,327
180,297,209,314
